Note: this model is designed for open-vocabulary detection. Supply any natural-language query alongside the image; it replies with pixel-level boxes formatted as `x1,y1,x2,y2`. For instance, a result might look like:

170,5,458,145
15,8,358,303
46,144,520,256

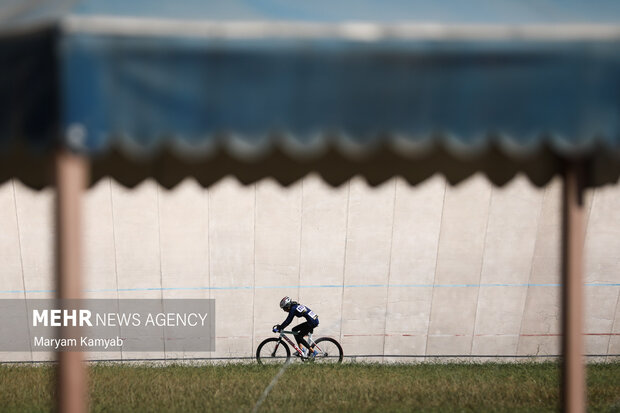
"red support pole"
55,149,88,413
561,161,586,413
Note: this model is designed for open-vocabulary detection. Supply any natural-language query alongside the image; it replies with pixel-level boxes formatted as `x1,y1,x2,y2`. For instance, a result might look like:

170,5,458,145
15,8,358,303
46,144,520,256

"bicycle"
256,325,343,365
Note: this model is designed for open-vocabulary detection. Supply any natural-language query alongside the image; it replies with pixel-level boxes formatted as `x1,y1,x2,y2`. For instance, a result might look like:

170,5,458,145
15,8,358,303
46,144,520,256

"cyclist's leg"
292,322,312,350
291,323,304,347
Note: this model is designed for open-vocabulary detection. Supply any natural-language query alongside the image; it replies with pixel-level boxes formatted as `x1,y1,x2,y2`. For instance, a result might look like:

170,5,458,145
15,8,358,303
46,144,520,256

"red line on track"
339,333,620,338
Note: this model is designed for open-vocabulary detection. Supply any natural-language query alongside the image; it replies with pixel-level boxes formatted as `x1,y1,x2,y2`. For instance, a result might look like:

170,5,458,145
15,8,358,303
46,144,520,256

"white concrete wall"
1,174,619,362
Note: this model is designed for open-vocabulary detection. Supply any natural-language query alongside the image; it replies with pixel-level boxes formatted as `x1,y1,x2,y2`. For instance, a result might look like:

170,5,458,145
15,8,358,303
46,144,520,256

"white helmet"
280,296,292,311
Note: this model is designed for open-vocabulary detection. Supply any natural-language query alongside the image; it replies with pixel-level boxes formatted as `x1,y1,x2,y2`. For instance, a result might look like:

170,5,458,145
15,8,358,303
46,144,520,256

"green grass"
0,362,618,412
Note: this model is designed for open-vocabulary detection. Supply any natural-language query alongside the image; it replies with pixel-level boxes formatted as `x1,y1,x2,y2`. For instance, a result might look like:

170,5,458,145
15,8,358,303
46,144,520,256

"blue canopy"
2,0,620,187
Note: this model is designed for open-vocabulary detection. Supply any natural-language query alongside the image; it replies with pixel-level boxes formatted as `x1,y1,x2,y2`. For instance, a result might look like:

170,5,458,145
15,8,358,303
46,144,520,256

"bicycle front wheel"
256,338,290,365
313,337,343,364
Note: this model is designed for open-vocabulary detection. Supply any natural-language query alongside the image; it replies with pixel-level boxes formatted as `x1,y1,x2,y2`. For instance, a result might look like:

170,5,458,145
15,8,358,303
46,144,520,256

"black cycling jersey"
280,303,319,329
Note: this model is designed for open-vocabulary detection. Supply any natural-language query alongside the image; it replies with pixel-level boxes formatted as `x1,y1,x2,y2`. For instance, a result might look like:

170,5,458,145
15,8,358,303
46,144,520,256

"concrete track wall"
0,174,619,362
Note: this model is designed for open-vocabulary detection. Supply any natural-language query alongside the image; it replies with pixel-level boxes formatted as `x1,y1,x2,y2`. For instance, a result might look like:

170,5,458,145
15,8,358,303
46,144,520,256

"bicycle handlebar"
272,323,301,335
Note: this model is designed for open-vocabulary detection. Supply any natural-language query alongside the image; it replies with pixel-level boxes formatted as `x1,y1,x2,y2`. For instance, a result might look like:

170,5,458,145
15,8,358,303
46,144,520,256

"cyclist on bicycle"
274,296,319,357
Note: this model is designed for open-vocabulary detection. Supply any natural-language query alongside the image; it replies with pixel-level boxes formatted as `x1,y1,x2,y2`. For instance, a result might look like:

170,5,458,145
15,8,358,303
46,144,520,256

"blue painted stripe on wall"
1,282,619,294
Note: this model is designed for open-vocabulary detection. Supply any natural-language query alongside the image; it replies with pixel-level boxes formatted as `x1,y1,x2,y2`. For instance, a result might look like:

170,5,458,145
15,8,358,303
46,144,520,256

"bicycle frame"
276,330,323,358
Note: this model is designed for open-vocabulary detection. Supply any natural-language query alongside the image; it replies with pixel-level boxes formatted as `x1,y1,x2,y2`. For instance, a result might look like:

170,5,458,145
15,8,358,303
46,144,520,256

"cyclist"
274,296,319,357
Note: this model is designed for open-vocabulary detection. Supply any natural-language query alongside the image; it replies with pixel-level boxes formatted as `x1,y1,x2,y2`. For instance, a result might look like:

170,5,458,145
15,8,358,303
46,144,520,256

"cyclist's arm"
279,310,295,330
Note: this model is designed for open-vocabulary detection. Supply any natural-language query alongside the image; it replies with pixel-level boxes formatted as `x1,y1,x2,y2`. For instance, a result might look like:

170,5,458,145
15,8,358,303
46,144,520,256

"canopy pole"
55,149,88,413
561,161,586,413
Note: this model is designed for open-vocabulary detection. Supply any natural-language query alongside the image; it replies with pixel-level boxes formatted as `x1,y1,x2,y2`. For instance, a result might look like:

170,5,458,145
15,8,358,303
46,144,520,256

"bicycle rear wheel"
313,337,343,364
256,338,290,365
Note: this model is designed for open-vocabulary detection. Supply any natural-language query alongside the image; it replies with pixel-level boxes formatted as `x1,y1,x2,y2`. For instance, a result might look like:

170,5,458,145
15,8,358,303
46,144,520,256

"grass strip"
0,362,617,412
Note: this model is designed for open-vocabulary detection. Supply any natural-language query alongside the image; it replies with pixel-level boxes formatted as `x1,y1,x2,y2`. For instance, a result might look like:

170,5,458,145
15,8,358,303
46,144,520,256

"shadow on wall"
6,139,620,190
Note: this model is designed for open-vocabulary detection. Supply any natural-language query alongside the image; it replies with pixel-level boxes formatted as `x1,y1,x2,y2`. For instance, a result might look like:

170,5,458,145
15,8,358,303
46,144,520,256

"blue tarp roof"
2,0,620,187
9,0,620,25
